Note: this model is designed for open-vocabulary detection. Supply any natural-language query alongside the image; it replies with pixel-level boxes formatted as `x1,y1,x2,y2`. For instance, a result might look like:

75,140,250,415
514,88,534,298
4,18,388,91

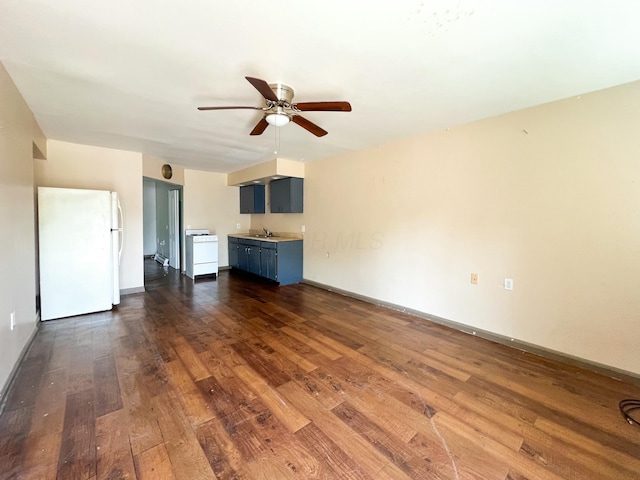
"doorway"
142,177,183,283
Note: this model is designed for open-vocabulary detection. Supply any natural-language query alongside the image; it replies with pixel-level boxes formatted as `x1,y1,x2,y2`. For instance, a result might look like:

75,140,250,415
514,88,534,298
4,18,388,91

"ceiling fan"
198,76,352,137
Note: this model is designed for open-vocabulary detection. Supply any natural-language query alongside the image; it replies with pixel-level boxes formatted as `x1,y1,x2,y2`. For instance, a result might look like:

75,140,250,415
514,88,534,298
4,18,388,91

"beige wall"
250,212,305,236
305,81,640,376
143,154,185,185
183,170,245,267
0,62,40,392
34,140,144,291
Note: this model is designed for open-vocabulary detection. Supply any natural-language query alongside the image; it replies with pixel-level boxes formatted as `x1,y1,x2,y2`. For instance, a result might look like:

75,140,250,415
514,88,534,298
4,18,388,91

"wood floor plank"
278,379,412,480
233,364,311,433
218,395,323,478
332,401,442,480
407,429,507,480
150,391,216,480
2,262,639,479
280,325,343,361
172,340,211,381
95,409,137,479
231,340,292,387
320,357,419,443
57,388,97,479
19,431,63,479
134,443,176,479
26,366,68,437
258,332,318,372
94,354,124,417
0,406,33,478
195,373,251,422
533,416,640,473
165,359,215,426
290,368,346,410
196,416,245,480
483,372,640,446
92,321,112,360
294,422,375,480
434,411,566,480
198,350,258,403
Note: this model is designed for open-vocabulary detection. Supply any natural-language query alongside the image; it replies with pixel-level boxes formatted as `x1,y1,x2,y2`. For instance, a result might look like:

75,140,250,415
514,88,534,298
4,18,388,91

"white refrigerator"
38,187,123,321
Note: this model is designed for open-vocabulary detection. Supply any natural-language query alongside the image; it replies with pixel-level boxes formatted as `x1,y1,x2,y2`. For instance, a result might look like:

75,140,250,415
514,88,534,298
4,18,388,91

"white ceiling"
2,0,640,173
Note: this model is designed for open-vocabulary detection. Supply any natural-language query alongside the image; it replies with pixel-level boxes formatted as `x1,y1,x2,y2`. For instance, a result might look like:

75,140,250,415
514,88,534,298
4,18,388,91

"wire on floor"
619,399,640,426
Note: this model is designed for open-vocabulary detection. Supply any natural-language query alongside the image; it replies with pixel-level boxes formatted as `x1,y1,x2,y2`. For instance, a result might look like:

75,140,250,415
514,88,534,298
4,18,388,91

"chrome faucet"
263,227,272,238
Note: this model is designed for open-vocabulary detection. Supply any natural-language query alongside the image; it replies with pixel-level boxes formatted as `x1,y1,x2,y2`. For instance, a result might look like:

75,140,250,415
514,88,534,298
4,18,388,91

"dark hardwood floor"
1,259,640,479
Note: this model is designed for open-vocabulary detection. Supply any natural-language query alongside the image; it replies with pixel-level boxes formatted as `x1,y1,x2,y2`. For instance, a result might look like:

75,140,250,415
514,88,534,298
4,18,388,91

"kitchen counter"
228,233,303,243
228,233,303,284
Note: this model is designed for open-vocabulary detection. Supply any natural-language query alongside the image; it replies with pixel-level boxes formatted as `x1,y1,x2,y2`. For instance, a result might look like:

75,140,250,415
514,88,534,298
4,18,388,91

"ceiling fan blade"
245,76,279,102
250,118,269,136
198,106,263,111
292,115,328,137
293,101,352,112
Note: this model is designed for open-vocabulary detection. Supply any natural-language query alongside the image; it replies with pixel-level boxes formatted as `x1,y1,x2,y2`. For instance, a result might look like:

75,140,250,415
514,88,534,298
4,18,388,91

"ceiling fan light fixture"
265,112,290,127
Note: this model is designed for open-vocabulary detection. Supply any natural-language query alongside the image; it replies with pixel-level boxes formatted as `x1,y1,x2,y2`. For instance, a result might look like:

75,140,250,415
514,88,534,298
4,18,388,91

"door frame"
168,189,180,270
142,177,183,280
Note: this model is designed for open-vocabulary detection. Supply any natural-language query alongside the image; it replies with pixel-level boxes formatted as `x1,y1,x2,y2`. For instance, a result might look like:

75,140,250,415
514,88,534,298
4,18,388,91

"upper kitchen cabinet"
240,184,265,214
270,177,303,213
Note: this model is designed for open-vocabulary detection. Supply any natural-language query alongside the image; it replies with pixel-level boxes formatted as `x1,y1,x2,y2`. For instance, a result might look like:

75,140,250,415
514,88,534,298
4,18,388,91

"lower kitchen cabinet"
228,237,302,285
228,236,239,268
272,240,303,285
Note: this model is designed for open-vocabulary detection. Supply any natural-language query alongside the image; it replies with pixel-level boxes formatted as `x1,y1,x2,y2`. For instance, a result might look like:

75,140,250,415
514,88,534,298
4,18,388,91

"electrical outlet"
470,273,478,285
10,311,15,331
504,278,513,290
236,223,241,229
301,225,305,233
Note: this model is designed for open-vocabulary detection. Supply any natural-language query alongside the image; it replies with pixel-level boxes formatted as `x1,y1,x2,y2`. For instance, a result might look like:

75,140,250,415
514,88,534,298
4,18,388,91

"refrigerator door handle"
117,200,124,261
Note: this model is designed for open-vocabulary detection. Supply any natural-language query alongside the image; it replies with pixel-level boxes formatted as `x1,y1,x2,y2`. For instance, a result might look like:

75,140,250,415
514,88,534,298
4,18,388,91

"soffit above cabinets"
227,158,304,186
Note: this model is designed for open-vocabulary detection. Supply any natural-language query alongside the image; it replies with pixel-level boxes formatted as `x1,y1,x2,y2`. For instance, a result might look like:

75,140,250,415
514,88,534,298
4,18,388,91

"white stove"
185,229,218,280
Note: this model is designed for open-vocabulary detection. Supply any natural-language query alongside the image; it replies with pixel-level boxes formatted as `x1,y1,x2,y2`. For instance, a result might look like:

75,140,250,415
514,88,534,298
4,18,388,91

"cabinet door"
248,245,261,275
269,178,303,213
238,239,260,273
269,178,287,213
260,243,277,281
228,238,239,268
240,185,265,214
274,240,303,285
238,244,249,271
239,186,252,213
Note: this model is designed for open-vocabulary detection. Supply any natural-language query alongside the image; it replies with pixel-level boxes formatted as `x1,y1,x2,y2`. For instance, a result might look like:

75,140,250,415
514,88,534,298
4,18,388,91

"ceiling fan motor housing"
269,83,294,105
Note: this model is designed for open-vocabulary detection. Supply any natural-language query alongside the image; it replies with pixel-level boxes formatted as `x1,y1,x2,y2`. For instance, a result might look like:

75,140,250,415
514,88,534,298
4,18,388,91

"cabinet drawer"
260,241,277,250
239,239,261,247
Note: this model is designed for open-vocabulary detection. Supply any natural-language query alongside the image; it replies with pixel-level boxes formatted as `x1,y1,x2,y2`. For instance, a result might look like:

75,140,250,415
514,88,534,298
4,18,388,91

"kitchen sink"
245,234,279,238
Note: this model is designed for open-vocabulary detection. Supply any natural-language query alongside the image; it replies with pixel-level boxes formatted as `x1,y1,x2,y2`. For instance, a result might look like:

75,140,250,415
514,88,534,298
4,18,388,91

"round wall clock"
161,164,173,179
